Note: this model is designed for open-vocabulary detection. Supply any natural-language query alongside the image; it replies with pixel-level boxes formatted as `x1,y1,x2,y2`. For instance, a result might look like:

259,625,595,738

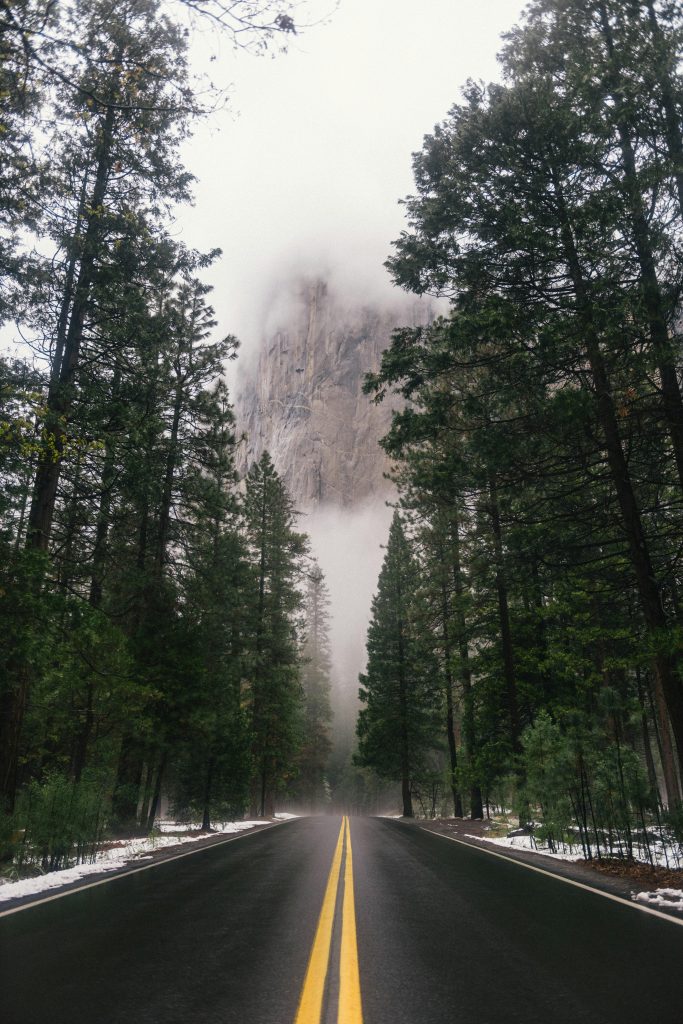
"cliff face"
235,279,428,507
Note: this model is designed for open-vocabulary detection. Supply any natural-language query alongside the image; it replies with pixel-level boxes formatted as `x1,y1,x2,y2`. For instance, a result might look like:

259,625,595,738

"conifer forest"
2,0,683,889
358,0,683,867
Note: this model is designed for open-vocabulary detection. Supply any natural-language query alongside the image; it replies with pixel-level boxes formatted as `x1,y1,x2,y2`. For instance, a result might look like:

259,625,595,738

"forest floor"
415,815,683,915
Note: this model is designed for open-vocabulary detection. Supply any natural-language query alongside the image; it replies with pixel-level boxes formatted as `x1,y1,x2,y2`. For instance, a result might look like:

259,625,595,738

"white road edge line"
0,820,291,919
420,827,683,929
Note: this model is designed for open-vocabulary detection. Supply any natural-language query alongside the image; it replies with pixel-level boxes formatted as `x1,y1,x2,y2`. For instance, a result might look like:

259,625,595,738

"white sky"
177,0,528,359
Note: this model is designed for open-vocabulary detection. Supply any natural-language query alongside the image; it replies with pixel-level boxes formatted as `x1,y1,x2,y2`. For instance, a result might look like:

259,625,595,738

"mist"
187,0,527,786
178,0,527,370
304,498,392,695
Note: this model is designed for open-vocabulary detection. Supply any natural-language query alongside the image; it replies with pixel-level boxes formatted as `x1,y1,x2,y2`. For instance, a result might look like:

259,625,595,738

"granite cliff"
235,278,433,774
235,278,430,507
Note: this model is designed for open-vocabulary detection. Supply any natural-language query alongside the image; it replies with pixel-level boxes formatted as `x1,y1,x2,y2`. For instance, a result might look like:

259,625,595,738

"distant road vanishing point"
1,816,682,1024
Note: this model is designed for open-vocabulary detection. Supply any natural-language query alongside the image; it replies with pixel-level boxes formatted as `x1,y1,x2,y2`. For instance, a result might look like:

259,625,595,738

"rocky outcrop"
235,278,430,506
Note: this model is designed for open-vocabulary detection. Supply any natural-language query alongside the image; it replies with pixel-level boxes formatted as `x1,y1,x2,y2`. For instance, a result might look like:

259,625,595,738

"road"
1,816,682,1024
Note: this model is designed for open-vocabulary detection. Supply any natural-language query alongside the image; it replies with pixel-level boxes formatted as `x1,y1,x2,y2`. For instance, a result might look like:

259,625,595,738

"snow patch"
465,833,586,862
0,820,265,903
633,888,683,913
0,857,131,902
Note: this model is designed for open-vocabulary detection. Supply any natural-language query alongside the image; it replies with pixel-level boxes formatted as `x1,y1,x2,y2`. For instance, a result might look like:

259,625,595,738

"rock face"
235,278,429,507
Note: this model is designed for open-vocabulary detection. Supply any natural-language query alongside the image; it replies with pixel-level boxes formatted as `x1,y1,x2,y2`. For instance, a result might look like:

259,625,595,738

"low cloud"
302,497,393,739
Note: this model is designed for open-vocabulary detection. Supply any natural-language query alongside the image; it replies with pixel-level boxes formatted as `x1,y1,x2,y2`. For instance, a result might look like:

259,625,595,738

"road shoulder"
0,819,289,917
396,816,683,922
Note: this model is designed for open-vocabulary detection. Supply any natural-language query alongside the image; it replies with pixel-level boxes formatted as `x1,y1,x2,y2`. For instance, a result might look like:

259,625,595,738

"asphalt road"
1,816,682,1024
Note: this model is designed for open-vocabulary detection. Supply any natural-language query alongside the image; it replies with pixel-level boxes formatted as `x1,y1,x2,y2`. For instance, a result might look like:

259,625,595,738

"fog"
181,0,527,762
179,0,527,367
303,498,393,690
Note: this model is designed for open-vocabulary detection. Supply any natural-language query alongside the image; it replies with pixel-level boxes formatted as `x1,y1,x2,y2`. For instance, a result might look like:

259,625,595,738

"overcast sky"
178,0,528,361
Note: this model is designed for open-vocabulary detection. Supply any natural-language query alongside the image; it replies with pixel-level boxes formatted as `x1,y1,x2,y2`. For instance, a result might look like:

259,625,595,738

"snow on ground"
0,820,266,903
0,855,136,902
633,888,683,913
466,827,679,868
465,833,586,862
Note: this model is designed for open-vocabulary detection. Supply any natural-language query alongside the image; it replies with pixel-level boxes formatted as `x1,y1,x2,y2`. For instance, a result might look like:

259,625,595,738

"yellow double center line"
294,816,363,1024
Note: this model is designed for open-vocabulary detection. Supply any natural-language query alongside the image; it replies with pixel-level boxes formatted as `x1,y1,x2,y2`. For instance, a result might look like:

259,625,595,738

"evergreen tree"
381,8,683,799
295,563,333,809
356,513,441,818
170,382,252,829
243,452,306,816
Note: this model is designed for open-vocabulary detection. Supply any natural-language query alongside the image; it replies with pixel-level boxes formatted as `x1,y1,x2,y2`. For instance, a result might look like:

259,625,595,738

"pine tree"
382,16,683,797
356,513,440,818
243,452,307,816
170,381,252,829
296,563,333,809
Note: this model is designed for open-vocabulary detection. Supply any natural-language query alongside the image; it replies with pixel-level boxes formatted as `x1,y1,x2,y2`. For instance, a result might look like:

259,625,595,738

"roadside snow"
0,856,134,902
0,820,265,903
465,829,682,870
465,833,585,862
633,888,683,913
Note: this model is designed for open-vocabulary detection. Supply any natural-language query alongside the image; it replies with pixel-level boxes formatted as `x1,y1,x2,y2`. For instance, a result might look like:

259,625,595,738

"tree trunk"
450,509,484,818
636,665,662,803
138,762,154,830
89,366,121,609
445,679,462,817
488,475,522,753
260,765,269,818
201,758,215,831
112,737,144,833
396,568,413,818
71,679,94,784
146,753,166,832
437,536,463,817
154,378,183,575
652,676,682,808
0,659,30,812
26,103,116,553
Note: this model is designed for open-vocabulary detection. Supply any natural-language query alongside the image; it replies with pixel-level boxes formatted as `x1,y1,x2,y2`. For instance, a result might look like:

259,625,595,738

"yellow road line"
339,816,364,1024
294,817,345,1024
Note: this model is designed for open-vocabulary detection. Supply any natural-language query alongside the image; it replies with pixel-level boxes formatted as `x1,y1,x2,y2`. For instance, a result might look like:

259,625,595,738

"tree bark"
0,659,30,812
396,574,413,818
154,376,183,574
450,511,484,819
488,474,522,753
88,365,121,609
437,535,463,816
145,752,166,832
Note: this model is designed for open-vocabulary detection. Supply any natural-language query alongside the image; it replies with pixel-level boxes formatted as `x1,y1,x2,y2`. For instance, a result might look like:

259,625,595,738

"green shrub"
15,770,111,872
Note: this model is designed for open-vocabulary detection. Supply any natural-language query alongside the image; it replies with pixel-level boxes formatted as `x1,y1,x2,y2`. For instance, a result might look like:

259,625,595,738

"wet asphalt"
1,816,682,1024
